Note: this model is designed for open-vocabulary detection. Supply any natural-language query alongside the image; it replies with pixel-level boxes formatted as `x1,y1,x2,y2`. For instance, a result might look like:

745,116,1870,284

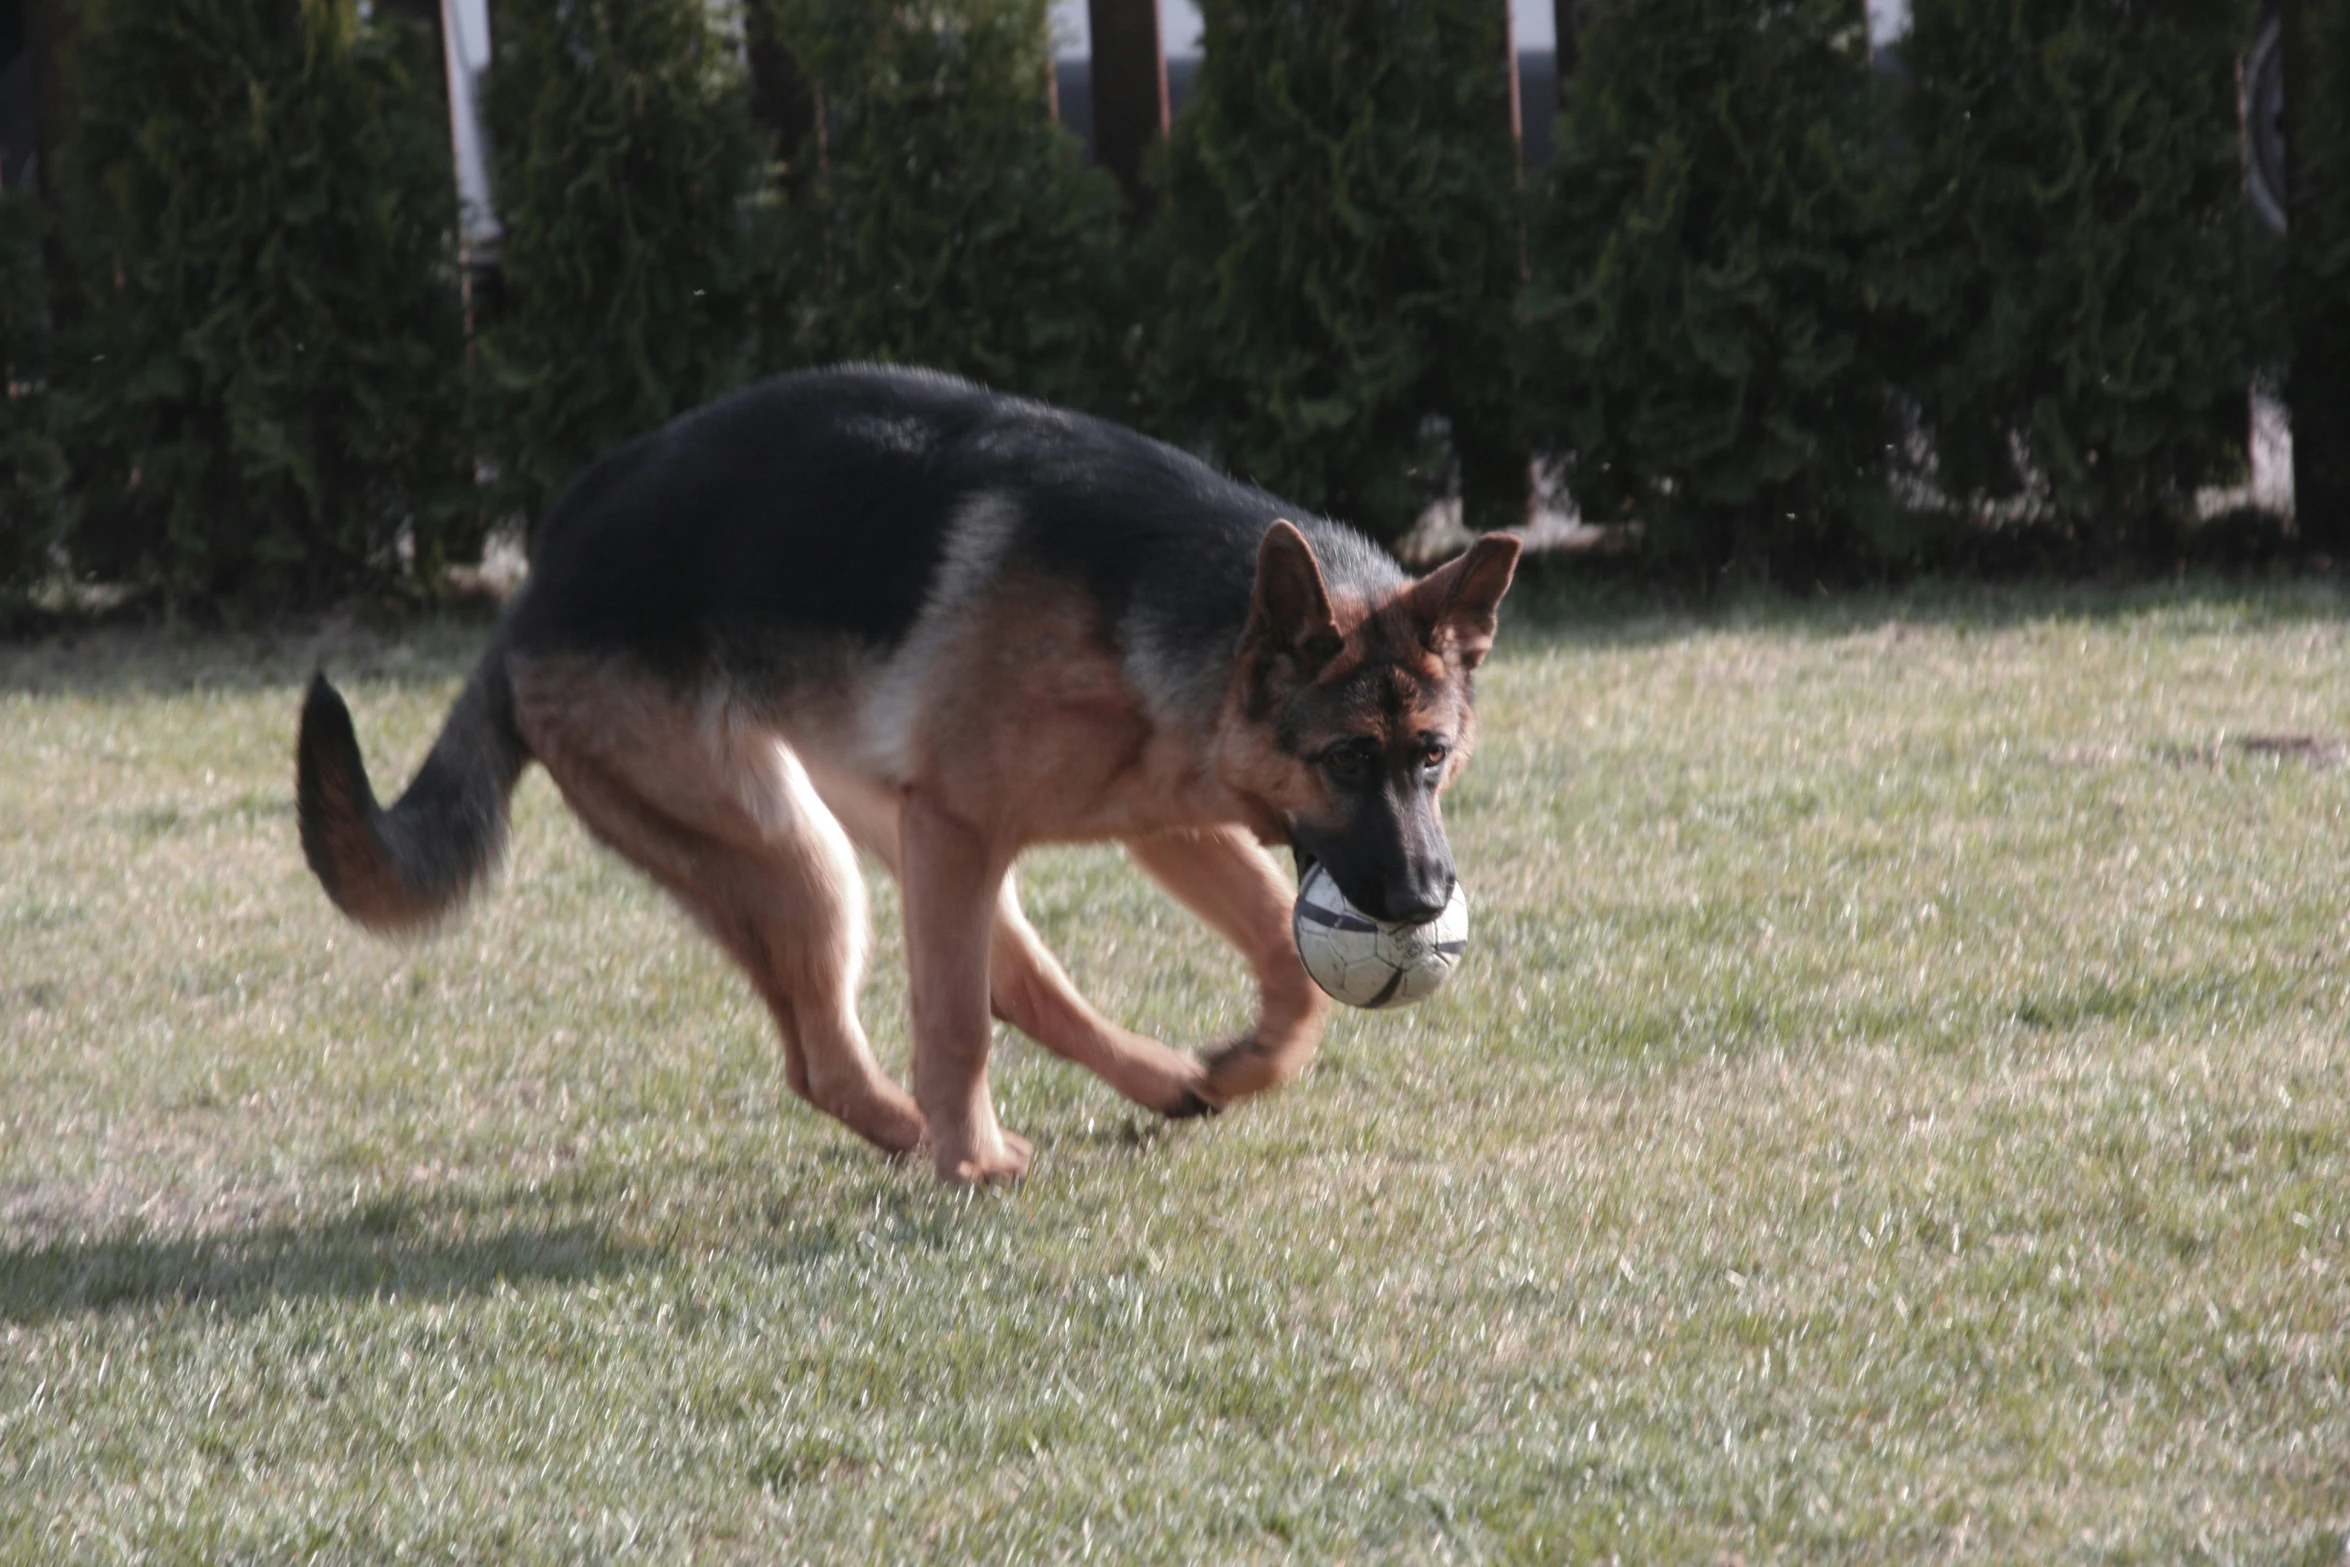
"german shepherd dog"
298,367,1518,1183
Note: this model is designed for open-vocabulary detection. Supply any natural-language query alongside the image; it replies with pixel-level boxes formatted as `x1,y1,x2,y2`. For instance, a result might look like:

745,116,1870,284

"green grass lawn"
3,579,2346,1562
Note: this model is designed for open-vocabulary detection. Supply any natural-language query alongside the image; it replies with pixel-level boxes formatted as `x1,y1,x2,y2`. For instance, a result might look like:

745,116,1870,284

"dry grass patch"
2,582,2346,1562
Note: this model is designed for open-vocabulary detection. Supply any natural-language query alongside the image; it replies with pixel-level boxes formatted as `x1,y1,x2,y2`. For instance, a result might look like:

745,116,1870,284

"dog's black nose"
1380,872,1454,927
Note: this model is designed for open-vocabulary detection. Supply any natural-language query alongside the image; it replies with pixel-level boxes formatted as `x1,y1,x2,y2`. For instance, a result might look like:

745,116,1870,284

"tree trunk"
742,0,819,192
1087,0,1168,217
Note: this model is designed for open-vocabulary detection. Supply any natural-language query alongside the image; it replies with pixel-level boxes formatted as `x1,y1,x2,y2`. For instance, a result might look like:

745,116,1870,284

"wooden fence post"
21,0,78,316
743,0,820,190
1503,0,1523,160
1554,0,1577,101
1087,0,1169,215
22,0,75,199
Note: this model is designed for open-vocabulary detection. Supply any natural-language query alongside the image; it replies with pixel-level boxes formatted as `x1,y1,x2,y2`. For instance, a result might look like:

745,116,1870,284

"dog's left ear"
1242,520,1345,674
1404,533,1521,671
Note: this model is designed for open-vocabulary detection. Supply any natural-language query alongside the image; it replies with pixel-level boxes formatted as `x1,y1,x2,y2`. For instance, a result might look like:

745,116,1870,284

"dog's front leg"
900,792,1033,1184
1126,826,1332,1108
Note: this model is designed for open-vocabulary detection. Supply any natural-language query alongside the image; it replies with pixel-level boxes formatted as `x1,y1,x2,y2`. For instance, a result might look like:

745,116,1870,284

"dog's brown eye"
1325,745,1369,777
1423,742,1450,771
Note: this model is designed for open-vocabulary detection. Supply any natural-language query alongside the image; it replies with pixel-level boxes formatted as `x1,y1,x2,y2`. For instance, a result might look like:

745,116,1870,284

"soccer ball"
1291,863,1469,1009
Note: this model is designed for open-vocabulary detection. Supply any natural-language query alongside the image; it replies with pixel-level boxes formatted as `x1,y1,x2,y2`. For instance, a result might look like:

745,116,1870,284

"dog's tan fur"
481,529,1512,1183
300,369,1519,1185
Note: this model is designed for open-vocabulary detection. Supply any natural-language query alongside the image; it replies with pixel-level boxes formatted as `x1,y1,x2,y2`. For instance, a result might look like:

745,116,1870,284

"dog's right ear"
1240,521,1344,683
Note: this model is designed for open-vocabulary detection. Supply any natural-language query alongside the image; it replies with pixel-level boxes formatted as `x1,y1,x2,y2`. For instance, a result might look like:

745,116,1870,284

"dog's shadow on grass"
0,1155,1055,1324
0,1193,648,1326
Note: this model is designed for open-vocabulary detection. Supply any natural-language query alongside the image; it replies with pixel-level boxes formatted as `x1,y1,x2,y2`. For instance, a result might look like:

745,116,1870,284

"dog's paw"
933,1127,1034,1186
1199,1032,1297,1104
1162,1087,1223,1121
1153,1053,1224,1121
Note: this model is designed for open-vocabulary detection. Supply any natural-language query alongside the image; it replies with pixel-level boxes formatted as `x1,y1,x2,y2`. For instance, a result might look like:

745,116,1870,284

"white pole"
441,0,501,261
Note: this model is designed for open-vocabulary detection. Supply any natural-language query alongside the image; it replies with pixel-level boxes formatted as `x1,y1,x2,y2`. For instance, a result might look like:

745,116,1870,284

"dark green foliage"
1141,0,1524,544
1882,0,2260,547
1521,0,1900,576
1523,0,2265,575
1,191,64,612
10,0,2294,613
53,0,473,610
754,0,1129,415
2289,0,2350,541
478,0,763,523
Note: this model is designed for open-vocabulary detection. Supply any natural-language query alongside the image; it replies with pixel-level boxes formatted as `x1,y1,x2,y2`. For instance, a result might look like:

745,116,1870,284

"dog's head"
1218,521,1520,924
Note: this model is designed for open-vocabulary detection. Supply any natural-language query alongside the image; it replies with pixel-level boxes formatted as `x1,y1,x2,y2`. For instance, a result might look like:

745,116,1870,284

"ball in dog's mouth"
1292,863,1470,1009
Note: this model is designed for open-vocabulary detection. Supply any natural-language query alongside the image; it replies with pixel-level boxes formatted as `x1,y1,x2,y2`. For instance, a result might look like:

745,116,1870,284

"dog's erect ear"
1243,520,1344,675
1404,532,1521,671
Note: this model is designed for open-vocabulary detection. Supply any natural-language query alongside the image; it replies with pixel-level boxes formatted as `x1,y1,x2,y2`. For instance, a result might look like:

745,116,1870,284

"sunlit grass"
3,579,2346,1561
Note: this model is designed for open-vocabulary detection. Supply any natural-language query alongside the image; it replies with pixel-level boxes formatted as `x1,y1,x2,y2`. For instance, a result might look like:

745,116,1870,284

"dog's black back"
507,367,1403,685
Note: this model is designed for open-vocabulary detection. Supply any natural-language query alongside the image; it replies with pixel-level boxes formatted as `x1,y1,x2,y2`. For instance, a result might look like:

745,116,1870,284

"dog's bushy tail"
297,648,530,933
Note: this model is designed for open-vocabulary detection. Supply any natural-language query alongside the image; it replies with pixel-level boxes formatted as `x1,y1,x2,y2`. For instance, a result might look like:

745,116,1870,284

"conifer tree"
1882,0,2259,548
1142,0,1524,545
1521,0,1896,575
478,0,763,522
54,0,470,609
755,0,1129,416
2287,0,2350,545
1,191,63,613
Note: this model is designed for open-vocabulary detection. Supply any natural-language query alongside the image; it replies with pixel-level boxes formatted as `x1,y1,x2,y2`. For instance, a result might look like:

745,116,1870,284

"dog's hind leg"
511,658,925,1156
1124,825,1331,1107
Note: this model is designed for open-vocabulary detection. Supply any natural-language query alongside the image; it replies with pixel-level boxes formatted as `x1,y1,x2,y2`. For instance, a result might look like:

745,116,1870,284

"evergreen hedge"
1141,0,1524,544
755,0,1129,415
1,191,63,613
15,0,2305,607
477,0,763,523
1524,0,2265,575
1880,0,2262,550
52,0,473,610
1521,0,1898,574
2289,0,2350,542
